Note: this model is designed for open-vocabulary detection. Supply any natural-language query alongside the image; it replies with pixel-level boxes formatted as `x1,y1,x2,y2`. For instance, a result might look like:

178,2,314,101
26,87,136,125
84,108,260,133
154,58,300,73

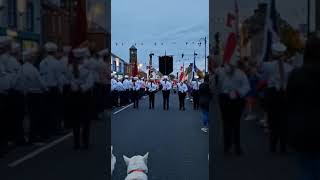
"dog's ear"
143,152,149,164
123,155,130,166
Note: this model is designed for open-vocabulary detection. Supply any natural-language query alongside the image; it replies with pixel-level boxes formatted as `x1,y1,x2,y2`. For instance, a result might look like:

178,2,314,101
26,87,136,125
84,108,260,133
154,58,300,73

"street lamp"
199,37,207,73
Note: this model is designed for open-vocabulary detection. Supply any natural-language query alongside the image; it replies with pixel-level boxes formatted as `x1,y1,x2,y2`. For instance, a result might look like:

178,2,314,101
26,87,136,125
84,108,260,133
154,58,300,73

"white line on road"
8,133,73,168
113,103,133,115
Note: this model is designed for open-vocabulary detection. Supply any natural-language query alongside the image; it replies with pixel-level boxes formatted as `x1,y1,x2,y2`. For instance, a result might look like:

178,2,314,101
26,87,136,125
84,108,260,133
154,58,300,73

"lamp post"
199,37,207,73
148,53,154,80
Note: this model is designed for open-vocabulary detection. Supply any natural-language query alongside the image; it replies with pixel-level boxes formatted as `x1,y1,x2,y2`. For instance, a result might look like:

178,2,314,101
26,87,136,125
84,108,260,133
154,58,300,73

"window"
8,0,17,28
113,61,116,71
26,2,34,31
119,62,122,73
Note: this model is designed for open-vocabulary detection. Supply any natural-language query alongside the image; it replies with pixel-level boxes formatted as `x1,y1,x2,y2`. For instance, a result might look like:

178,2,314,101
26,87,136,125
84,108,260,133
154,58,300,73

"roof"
129,45,137,50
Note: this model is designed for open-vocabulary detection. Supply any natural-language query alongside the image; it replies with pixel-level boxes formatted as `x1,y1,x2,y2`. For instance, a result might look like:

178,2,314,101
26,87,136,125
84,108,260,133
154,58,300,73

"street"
112,92,209,180
0,117,107,180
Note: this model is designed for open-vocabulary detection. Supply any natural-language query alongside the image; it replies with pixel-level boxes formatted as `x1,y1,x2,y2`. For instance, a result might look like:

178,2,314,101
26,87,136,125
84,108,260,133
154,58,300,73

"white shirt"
147,82,158,92
262,60,293,90
0,54,12,92
192,80,201,90
115,81,125,91
70,65,94,92
178,83,188,93
13,62,47,93
123,79,131,90
39,55,60,88
219,68,250,98
59,56,72,86
83,57,99,83
3,54,21,89
160,80,172,90
132,81,141,91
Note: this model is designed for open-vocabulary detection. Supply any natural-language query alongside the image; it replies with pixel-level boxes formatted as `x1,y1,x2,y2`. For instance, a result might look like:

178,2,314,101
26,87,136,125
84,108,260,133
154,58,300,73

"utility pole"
204,37,207,73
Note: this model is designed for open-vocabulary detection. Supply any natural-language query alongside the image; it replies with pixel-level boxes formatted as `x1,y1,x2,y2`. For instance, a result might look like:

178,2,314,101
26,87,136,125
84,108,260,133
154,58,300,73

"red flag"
73,0,88,47
69,0,88,64
179,63,184,81
223,32,237,64
132,63,138,77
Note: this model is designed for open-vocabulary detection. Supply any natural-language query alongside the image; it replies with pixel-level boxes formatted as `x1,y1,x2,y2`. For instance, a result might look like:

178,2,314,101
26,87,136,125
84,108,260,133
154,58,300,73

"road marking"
8,133,73,168
113,103,133,115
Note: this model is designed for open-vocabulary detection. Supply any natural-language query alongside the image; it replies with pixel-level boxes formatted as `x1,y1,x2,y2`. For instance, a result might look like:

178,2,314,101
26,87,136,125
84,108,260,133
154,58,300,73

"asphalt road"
0,118,107,180
111,92,209,180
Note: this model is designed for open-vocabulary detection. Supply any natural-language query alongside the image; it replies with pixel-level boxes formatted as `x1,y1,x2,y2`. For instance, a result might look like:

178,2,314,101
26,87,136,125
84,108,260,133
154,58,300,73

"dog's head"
123,153,149,174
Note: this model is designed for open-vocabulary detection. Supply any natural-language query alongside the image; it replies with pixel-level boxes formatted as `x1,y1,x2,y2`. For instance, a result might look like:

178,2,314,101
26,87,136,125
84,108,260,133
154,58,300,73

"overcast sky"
111,0,209,73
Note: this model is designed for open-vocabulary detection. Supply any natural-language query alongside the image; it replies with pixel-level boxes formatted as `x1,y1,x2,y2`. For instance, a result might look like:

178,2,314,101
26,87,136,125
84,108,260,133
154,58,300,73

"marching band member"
262,42,293,153
59,46,73,129
147,78,158,109
192,75,201,110
69,48,94,150
16,48,48,143
178,80,188,111
132,77,141,109
123,75,131,105
40,42,61,136
84,45,100,120
97,48,110,113
218,59,250,156
7,42,24,144
111,73,118,107
116,77,125,106
160,76,172,110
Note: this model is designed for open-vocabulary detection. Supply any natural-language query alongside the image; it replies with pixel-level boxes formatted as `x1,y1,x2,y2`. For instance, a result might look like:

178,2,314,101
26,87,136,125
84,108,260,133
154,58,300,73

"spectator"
287,33,320,180
199,74,211,133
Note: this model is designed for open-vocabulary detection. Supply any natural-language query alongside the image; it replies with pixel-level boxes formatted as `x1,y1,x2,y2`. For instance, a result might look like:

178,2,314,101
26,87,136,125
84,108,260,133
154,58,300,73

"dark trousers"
149,92,155,109
219,94,245,153
0,93,9,152
265,88,288,152
92,83,100,120
8,90,26,143
119,91,125,106
111,90,118,107
178,92,186,110
45,87,60,135
26,93,47,141
162,90,170,110
62,85,72,129
133,91,139,108
70,90,91,149
193,90,200,110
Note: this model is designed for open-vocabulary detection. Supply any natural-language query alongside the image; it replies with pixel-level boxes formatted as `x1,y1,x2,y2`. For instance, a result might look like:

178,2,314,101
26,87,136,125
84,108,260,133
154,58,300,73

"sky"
111,0,209,74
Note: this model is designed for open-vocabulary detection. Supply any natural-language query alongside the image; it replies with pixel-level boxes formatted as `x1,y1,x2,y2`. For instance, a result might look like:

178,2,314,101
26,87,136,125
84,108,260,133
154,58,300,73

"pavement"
111,92,209,180
210,97,300,180
0,117,107,180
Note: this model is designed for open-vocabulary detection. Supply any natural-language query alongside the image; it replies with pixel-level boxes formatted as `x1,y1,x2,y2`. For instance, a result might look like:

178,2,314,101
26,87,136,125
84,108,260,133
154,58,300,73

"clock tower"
129,45,138,76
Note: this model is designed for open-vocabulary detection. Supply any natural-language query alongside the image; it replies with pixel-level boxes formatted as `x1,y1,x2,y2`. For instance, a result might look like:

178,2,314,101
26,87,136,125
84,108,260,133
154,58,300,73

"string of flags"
112,39,207,47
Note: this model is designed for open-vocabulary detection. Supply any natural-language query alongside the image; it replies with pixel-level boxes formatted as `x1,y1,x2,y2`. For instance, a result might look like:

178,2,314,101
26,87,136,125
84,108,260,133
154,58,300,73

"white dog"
123,153,149,180
111,146,116,175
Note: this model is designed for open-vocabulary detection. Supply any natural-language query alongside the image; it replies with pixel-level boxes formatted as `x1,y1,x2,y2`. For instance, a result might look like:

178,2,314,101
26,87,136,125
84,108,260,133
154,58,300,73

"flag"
223,0,240,65
132,63,138,77
261,0,280,62
69,0,88,64
179,63,184,81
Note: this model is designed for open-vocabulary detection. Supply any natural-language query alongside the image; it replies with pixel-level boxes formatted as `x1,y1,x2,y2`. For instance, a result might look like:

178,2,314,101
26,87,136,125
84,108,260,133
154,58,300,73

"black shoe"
73,145,80,150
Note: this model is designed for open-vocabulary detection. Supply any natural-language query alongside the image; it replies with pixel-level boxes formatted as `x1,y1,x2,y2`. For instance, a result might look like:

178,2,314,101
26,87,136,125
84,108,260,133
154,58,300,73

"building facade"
41,0,71,48
111,53,131,78
0,0,41,49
